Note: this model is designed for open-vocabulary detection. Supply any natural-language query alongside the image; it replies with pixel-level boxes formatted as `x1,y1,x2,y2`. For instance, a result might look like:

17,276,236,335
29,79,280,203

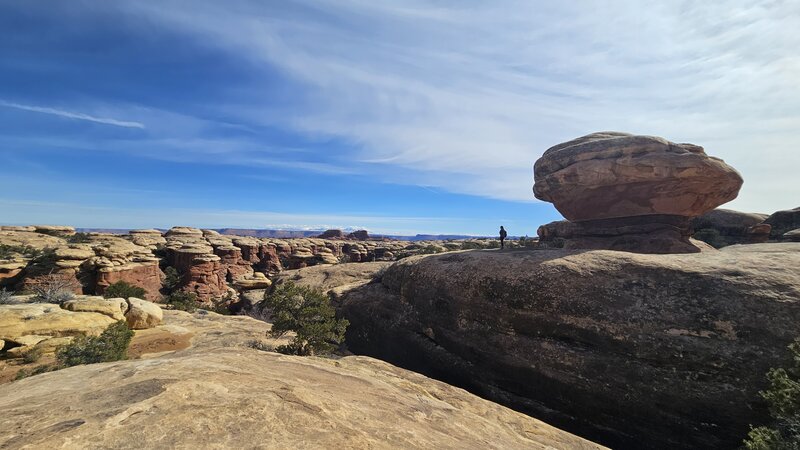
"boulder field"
340,243,800,449
0,310,603,450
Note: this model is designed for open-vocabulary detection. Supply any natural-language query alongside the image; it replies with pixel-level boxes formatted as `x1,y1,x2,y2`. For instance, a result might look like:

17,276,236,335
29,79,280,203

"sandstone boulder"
691,208,771,246
341,244,800,449
784,229,800,242
62,297,128,321
124,297,163,329
0,303,117,356
764,207,800,239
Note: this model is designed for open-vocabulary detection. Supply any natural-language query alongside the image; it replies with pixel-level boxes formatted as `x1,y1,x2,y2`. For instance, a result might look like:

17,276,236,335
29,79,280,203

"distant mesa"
348,230,370,241
316,229,371,241
318,229,345,239
534,131,743,254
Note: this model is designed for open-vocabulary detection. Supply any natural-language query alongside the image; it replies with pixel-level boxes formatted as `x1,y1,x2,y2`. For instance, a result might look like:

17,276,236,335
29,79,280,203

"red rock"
94,262,164,301
533,132,743,221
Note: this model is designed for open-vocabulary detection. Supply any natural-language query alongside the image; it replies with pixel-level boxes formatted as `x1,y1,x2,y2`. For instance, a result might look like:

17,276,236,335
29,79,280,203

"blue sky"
1,1,798,235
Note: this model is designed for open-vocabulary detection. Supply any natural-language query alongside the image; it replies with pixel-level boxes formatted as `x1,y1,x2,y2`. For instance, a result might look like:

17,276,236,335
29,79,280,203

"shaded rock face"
764,207,800,239
0,313,604,450
537,215,713,253
533,132,743,253
691,208,771,247
340,244,800,449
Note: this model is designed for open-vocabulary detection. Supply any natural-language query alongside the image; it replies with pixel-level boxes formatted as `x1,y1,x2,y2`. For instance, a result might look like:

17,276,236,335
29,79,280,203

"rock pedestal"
533,132,743,253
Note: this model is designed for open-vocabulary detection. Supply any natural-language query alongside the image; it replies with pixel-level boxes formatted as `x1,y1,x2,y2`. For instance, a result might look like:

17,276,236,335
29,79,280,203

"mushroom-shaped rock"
533,132,743,221
125,297,163,329
533,132,743,254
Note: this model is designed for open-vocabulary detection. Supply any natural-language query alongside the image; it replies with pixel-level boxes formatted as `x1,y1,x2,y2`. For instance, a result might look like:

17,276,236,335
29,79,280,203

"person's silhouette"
499,226,507,249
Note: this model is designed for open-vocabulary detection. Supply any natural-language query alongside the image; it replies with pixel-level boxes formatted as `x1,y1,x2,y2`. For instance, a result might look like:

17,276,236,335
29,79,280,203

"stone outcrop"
0,311,602,449
62,297,128,321
340,243,800,449
127,229,166,249
0,296,163,359
533,132,743,253
124,297,163,329
691,208,771,247
348,229,370,240
94,262,164,301
764,207,800,239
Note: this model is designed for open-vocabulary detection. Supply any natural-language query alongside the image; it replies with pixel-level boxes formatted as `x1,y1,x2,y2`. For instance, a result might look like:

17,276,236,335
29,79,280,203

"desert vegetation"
165,291,198,312
15,321,134,380
259,282,348,356
29,272,79,304
744,339,800,449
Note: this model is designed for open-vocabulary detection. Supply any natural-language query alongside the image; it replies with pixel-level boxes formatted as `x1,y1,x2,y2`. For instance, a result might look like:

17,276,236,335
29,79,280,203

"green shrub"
66,232,92,243
56,321,134,367
21,347,44,364
162,266,181,293
261,282,348,356
103,280,147,299
0,244,44,259
165,291,198,312
744,339,800,449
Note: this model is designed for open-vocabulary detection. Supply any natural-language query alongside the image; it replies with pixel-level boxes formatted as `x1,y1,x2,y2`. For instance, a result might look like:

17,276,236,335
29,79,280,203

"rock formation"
318,229,345,239
340,243,800,449
0,310,603,450
764,207,800,239
0,295,162,360
348,229,370,240
690,208,771,247
1,225,503,308
533,132,743,253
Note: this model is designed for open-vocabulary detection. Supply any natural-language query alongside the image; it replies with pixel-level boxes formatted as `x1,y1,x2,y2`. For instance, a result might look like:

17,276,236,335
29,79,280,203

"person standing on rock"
499,226,508,249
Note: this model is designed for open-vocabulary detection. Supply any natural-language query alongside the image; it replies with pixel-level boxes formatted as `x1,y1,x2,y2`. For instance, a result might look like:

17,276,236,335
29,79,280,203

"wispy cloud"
117,0,800,211
2,1,799,216
0,100,145,129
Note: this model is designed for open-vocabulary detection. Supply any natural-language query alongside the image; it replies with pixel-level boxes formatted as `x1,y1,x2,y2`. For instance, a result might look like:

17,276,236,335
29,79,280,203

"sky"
1,1,798,235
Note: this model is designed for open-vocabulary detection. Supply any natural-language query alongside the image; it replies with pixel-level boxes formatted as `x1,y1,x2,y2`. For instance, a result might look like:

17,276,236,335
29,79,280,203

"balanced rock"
533,132,743,253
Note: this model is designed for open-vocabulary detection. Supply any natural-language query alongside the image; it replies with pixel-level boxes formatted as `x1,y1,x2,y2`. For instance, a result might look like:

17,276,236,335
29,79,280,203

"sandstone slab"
341,244,800,449
62,297,127,321
0,348,601,449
